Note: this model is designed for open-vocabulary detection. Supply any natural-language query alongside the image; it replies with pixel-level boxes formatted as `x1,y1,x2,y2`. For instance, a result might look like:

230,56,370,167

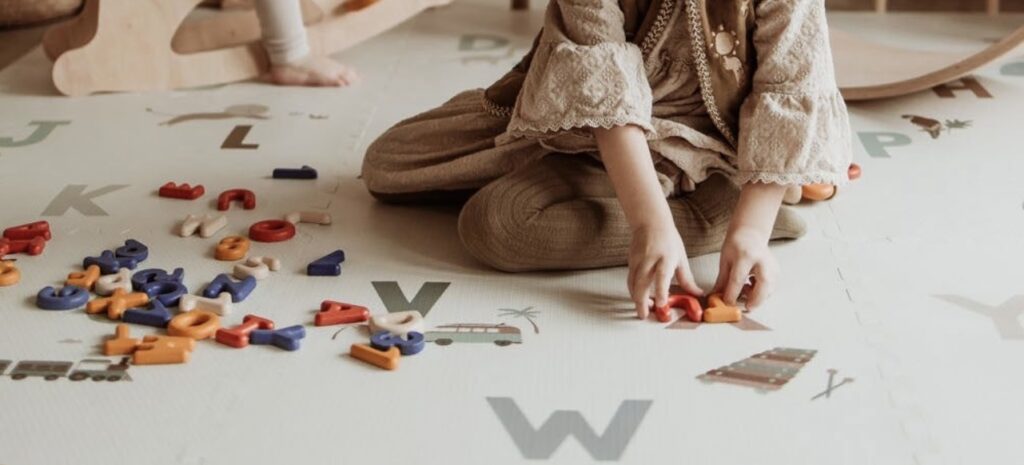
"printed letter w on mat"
486,397,652,461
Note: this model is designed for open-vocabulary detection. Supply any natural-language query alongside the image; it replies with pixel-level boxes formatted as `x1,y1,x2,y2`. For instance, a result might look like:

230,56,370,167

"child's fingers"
721,261,751,306
675,262,704,297
710,259,731,296
746,263,776,310
653,260,672,308
632,263,655,319
627,262,638,301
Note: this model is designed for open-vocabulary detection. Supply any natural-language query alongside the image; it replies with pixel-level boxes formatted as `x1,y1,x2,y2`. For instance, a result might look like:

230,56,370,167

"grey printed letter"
487,397,652,461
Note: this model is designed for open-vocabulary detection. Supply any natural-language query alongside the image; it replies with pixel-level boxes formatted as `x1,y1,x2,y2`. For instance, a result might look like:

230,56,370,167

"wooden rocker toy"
42,0,451,96
832,0,1023,101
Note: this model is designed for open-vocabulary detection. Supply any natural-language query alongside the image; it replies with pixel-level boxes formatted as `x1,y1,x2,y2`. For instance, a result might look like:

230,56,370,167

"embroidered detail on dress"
711,24,744,84
684,0,737,147
640,0,677,57
481,94,513,118
734,171,849,187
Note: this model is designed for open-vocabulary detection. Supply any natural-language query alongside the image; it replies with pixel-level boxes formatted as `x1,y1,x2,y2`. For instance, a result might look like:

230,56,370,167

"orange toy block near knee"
704,294,743,323
104,324,140,356
134,335,196,365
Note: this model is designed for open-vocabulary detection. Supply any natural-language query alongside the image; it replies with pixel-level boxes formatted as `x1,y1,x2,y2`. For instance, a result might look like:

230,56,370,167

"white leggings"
253,0,310,65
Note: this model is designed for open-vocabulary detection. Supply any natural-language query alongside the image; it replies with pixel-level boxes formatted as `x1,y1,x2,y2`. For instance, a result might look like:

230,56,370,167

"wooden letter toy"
658,294,703,323
704,294,742,323
284,211,332,225
217,189,256,211
178,214,228,238
315,300,369,326
158,182,205,200
0,261,20,287
3,221,51,241
83,250,137,274
232,256,280,280
248,220,295,242
114,239,149,263
131,268,185,291
307,250,345,276
179,293,233,316
215,236,250,261
350,344,400,370
168,310,222,340
141,280,188,306
36,286,90,311
272,165,318,180
95,268,132,296
368,310,424,338
801,184,837,202
122,300,173,328
653,304,673,323
370,330,426,356
0,236,47,256
104,324,140,356
202,274,256,302
134,335,195,365
66,264,101,290
848,163,862,181
249,325,305,351
86,288,150,320
215,314,275,348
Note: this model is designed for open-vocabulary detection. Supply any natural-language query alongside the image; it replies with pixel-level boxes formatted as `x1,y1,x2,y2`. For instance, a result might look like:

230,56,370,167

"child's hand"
710,182,788,310
712,226,778,310
629,222,703,319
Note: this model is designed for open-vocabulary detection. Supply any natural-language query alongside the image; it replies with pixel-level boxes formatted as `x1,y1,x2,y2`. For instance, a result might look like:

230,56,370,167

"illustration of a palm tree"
944,119,972,132
498,307,541,334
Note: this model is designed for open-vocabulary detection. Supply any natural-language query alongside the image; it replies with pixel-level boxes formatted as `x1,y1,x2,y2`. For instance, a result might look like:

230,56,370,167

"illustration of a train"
0,357,132,382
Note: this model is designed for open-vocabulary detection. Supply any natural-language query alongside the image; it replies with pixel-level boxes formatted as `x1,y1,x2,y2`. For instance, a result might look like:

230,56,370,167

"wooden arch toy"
42,0,451,96
833,25,1024,101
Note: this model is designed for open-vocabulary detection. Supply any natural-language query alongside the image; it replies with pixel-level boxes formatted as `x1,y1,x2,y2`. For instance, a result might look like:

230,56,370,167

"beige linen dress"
361,0,851,271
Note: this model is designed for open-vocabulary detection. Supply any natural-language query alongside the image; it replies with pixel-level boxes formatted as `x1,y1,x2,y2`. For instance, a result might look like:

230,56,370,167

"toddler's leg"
457,154,806,272
362,90,548,202
253,0,357,86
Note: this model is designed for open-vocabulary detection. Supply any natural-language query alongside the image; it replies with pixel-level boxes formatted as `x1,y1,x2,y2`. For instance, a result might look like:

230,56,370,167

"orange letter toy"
86,288,150,320
66,264,102,290
0,260,20,287
168,310,222,340
133,335,196,365
214,236,250,261
704,294,742,323
350,344,400,371
104,324,141,356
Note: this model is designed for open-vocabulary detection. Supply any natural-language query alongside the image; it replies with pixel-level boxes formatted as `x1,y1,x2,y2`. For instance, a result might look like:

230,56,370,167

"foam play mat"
1,4,1023,464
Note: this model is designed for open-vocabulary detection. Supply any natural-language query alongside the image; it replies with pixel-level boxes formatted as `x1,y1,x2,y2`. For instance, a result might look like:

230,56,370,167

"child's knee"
361,132,402,196
457,188,533,272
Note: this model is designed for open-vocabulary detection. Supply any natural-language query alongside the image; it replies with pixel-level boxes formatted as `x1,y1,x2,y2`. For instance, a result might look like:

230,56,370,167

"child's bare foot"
268,55,359,87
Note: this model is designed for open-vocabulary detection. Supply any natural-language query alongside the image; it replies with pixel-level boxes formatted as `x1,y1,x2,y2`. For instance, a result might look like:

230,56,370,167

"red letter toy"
217,189,256,211
158,182,205,200
315,301,369,326
215,314,275,348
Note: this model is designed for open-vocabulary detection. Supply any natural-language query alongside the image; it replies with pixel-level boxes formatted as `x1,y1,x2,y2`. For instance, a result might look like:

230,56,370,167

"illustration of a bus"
68,358,132,382
8,360,74,381
425,323,522,346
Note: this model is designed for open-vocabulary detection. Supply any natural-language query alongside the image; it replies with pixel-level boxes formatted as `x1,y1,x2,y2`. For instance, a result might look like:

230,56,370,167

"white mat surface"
1,5,1023,465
